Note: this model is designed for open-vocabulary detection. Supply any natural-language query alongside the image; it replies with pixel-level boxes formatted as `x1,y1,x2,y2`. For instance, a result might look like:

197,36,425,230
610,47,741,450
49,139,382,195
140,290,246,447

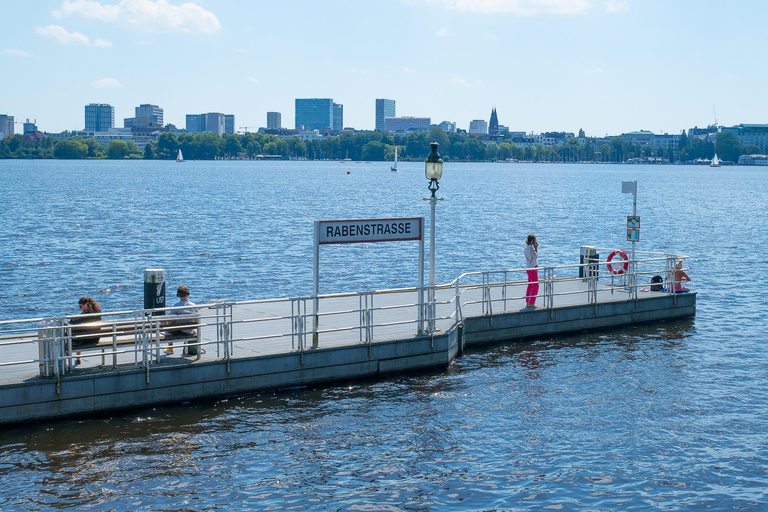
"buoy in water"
347,171,350,174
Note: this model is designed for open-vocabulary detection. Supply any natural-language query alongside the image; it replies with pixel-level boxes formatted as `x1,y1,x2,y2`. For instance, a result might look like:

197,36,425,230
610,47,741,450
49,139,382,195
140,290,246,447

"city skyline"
2,0,768,135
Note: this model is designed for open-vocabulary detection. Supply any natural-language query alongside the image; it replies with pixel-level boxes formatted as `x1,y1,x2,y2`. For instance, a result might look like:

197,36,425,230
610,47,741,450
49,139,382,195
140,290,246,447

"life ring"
607,249,629,275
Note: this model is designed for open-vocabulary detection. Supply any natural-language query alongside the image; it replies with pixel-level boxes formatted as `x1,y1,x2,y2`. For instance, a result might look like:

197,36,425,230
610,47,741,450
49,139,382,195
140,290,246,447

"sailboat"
391,146,398,172
710,153,721,167
176,149,185,162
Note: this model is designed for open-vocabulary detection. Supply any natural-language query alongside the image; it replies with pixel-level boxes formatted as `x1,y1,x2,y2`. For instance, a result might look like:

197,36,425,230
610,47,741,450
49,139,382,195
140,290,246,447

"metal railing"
0,248,688,385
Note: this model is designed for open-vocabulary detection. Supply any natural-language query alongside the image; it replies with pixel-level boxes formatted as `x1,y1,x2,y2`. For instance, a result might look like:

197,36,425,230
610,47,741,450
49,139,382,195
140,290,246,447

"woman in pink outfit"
524,234,539,308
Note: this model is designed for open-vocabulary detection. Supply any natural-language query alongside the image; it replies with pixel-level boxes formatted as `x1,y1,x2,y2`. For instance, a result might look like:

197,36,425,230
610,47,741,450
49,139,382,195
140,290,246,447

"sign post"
312,217,424,346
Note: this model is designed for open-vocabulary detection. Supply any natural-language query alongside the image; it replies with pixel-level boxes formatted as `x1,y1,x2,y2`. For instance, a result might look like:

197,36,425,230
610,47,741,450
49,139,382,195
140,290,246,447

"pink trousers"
526,267,539,305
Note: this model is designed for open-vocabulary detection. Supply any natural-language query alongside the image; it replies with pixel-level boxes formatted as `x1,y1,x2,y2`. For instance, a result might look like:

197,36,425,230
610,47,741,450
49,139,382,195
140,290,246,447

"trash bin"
144,268,166,315
580,246,600,280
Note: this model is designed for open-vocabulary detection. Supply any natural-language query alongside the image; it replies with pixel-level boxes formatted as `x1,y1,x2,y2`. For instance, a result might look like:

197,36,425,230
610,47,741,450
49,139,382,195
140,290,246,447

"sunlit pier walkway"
0,250,696,425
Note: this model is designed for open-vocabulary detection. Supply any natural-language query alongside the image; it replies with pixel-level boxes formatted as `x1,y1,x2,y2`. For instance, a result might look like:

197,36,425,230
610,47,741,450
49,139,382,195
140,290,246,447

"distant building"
721,124,768,153
130,104,163,127
0,114,14,138
488,108,499,137
295,98,335,131
333,103,343,131
654,133,680,152
384,116,431,133
85,103,115,132
375,99,396,131
688,125,719,139
225,115,235,135
621,130,655,147
438,121,456,133
23,119,37,135
469,119,488,135
267,111,282,130
186,112,232,135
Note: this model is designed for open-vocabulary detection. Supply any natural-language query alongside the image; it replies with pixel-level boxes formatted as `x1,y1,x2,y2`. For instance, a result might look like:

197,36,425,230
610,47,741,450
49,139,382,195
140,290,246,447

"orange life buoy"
607,249,629,275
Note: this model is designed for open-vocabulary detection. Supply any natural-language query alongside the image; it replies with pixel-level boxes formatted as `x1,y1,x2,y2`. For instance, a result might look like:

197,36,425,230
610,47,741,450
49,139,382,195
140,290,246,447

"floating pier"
0,249,695,425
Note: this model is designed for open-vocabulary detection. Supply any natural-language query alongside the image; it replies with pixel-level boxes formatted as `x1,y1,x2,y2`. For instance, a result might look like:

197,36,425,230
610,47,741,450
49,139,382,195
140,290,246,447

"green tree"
144,141,156,159
743,144,762,155
221,134,243,159
84,138,105,158
107,140,130,159
428,127,450,153
485,142,499,161
156,132,179,159
715,132,742,163
54,138,88,159
361,141,387,161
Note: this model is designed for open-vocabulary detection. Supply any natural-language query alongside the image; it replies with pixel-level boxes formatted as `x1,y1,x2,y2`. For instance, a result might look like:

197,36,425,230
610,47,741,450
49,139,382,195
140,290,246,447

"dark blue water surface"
1,160,766,510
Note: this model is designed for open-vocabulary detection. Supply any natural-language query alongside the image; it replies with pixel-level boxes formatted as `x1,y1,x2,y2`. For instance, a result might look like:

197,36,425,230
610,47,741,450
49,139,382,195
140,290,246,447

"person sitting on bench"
162,285,198,355
68,297,102,366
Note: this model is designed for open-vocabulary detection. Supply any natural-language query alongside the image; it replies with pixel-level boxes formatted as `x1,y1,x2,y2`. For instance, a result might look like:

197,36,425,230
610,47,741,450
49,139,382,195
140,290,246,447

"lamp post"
425,140,443,333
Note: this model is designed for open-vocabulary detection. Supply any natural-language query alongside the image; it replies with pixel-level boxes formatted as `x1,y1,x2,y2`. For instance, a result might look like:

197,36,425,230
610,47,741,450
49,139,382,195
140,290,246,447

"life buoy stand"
607,249,629,275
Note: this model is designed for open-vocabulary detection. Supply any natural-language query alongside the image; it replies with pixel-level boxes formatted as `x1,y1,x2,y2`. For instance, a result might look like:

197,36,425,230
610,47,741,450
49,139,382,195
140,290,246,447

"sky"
2,0,768,136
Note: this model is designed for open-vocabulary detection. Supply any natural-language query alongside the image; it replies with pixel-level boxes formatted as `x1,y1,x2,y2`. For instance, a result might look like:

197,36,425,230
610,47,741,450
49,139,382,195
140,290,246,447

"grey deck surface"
0,278,663,386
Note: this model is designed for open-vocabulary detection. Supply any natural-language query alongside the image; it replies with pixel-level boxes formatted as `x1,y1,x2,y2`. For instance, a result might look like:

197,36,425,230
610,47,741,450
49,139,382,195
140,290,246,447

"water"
1,160,766,510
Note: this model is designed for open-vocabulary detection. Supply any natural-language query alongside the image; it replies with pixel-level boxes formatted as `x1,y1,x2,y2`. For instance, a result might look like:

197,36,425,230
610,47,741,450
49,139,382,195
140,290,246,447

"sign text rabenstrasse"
318,218,423,244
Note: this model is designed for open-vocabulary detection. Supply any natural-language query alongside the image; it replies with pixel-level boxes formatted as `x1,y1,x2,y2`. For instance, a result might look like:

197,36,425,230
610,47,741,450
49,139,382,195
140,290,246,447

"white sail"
391,147,398,171
710,153,720,167
177,149,184,162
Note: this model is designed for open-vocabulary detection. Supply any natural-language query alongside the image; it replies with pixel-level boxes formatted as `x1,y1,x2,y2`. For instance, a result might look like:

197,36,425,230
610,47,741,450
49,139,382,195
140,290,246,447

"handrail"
0,248,689,382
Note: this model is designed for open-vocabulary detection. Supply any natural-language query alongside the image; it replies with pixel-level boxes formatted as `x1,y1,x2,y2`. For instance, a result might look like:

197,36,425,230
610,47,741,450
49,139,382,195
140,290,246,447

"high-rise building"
135,104,163,127
85,103,115,132
469,119,488,135
384,117,431,133
375,99,396,131
185,112,232,135
0,114,14,139
333,103,343,131
295,98,334,130
23,119,37,135
488,108,499,137
225,115,235,135
267,112,281,130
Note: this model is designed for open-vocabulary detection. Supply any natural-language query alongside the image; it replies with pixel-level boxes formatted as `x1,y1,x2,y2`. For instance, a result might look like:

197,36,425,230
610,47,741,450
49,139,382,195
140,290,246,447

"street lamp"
425,140,443,333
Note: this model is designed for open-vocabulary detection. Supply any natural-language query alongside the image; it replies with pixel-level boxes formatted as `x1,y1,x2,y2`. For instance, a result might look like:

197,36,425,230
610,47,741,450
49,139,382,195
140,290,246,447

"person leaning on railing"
67,296,102,366
673,259,691,293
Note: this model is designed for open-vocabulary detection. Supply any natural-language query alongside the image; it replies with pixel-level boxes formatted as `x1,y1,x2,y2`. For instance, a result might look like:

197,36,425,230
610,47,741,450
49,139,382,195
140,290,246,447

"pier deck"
0,257,696,425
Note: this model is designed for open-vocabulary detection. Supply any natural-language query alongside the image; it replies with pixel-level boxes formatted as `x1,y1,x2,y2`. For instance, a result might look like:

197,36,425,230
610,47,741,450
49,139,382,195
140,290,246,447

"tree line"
0,127,758,163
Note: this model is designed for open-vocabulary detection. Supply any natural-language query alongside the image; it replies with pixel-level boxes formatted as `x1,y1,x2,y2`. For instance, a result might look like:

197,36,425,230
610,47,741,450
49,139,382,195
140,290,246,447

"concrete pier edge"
0,293,694,425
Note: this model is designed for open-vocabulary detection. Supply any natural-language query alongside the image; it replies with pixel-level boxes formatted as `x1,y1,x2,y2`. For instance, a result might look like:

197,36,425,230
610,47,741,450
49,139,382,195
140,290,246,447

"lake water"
0,160,766,510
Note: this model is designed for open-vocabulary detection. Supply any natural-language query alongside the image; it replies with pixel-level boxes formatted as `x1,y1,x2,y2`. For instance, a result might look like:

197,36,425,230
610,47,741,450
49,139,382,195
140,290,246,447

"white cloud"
449,78,472,88
436,27,456,37
2,48,32,57
484,33,499,40
53,0,221,34
420,0,627,15
247,77,259,84
603,0,628,12
35,25,112,46
91,77,121,88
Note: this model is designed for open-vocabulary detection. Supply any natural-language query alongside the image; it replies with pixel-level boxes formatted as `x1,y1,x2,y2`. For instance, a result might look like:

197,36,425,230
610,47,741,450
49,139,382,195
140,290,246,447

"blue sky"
2,0,767,136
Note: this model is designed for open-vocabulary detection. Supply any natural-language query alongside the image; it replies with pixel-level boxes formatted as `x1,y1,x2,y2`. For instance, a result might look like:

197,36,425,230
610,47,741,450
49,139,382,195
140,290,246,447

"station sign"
318,217,423,245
